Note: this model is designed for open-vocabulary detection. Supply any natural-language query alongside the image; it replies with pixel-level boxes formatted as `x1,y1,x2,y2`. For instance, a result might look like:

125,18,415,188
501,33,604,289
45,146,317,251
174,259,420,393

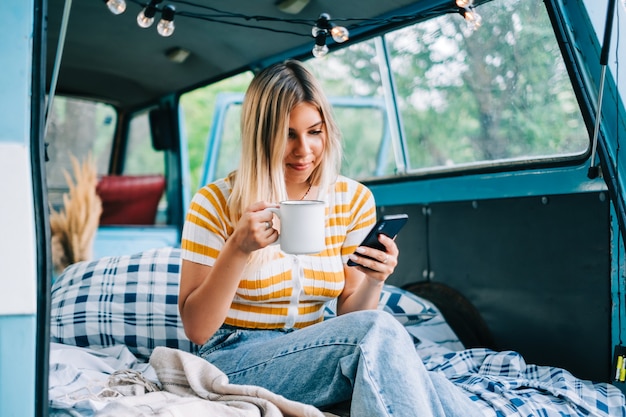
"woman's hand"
180,200,280,345
348,234,399,283
229,201,280,254
338,234,399,314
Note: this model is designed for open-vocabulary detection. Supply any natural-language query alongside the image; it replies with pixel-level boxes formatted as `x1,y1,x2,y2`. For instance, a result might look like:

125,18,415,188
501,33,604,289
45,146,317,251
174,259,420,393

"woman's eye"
310,130,323,135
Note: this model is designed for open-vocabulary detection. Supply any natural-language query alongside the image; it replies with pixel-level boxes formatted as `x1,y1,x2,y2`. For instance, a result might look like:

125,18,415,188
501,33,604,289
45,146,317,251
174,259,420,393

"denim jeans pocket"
198,328,242,358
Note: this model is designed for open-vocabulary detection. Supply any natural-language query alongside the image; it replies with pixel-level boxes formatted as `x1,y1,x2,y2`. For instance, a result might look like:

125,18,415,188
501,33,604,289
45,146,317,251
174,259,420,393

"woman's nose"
293,136,311,155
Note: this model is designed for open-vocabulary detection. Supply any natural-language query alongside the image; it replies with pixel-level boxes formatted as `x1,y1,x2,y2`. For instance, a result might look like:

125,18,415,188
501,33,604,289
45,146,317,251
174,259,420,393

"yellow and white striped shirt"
181,175,376,329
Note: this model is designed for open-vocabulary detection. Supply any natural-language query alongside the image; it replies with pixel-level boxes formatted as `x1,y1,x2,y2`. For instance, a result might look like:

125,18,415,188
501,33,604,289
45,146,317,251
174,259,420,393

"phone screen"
347,214,408,266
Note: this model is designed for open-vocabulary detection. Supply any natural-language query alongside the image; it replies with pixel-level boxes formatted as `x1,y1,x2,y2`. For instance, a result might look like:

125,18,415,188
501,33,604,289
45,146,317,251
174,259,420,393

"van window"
213,99,243,181
125,109,165,175
44,96,116,209
183,0,587,185
180,72,254,192
182,66,391,186
388,0,588,171
306,45,394,178
307,0,588,176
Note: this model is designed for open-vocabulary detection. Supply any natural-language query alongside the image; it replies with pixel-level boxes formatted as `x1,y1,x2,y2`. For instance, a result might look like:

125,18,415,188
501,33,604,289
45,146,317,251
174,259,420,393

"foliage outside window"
125,110,165,175
180,0,587,187
390,0,587,171
180,72,254,193
310,0,587,176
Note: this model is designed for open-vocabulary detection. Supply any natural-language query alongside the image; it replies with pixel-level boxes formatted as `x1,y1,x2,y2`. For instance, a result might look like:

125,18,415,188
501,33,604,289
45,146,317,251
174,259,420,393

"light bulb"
105,0,126,15
456,0,473,7
330,26,349,43
157,19,175,36
157,5,176,37
137,8,155,28
464,9,482,31
312,26,325,37
312,44,329,58
312,29,328,58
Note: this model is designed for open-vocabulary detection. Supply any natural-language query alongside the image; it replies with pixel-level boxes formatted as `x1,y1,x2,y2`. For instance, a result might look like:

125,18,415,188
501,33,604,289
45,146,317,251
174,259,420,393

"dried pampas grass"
50,154,102,275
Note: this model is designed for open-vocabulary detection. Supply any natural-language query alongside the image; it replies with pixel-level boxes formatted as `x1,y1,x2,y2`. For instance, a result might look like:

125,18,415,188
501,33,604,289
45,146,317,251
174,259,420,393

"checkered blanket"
51,247,198,361
49,247,626,416
425,348,626,417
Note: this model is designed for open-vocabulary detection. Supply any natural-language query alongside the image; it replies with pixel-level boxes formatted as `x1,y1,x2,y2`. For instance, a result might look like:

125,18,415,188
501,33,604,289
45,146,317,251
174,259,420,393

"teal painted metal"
611,202,626,394
558,0,626,185
368,163,607,206
0,1,37,416
2,1,33,145
0,316,36,416
557,0,626,378
93,226,180,259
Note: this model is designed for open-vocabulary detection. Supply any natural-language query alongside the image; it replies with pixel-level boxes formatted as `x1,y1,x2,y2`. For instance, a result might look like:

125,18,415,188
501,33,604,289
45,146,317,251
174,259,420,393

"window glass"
125,109,165,175
195,91,392,183
121,109,168,224
214,99,243,181
306,48,395,178
44,96,116,209
386,0,588,171
180,0,588,187
180,72,254,193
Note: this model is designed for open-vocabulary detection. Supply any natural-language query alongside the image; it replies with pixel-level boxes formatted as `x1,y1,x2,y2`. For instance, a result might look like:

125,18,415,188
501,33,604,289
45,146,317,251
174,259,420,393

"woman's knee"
338,310,413,345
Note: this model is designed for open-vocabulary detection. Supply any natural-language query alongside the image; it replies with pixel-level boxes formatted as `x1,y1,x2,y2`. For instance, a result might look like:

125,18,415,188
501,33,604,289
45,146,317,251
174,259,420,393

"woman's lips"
287,162,311,171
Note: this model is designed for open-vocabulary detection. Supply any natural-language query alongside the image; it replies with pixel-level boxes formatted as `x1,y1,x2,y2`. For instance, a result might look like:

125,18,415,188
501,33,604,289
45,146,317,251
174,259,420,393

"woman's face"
283,102,325,185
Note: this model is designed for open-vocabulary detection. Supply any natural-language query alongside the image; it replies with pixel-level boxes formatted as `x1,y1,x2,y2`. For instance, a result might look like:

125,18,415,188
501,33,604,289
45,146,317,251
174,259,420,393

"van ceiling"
45,0,449,110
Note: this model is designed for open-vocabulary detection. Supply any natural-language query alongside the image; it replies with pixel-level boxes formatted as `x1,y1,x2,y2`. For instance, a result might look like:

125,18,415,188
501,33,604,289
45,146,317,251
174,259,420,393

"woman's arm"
337,233,399,314
178,201,277,345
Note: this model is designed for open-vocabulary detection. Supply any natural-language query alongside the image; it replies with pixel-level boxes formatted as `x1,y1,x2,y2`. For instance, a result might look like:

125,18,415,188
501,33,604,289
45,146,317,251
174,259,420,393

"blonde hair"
228,60,342,222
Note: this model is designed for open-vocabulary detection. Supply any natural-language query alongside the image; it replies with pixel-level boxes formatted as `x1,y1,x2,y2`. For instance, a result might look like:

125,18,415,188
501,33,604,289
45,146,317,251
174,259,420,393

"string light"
462,8,482,31
314,13,349,43
455,0,472,7
312,28,329,58
330,25,350,43
456,0,482,31
157,5,176,37
103,1,482,51
137,0,162,28
104,0,126,15
311,13,349,57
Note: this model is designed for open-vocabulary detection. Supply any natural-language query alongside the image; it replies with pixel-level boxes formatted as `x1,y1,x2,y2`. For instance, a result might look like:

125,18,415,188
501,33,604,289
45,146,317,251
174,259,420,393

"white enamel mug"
267,200,326,254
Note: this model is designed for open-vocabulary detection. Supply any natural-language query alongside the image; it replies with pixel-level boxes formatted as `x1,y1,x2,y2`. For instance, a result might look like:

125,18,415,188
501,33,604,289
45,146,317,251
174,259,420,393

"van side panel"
369,164,611,383
380,191,610,382
0,0,37,416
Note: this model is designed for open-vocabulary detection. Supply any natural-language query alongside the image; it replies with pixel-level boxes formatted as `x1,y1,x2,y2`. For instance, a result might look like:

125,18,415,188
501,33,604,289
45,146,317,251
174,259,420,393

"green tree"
180,72,253,192
386,0,586,168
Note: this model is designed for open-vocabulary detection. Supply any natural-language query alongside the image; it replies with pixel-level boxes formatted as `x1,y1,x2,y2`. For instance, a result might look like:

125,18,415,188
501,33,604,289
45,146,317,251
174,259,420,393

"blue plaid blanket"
50,247,626,416
425,348,626,417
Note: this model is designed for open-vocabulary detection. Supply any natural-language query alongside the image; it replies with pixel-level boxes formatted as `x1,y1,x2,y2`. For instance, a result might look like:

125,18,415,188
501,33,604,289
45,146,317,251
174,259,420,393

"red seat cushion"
96,175,166,225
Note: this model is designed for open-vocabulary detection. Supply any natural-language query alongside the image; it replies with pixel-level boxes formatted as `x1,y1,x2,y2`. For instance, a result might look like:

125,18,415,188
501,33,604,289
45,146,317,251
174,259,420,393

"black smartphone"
347,214,409,267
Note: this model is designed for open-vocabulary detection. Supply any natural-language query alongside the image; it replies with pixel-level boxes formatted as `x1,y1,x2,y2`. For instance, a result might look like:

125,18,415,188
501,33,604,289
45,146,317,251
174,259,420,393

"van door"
1,0,48,416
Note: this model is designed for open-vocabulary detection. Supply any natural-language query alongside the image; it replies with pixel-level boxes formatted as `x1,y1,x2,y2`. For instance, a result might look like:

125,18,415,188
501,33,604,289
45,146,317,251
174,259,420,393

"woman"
179,60,481,416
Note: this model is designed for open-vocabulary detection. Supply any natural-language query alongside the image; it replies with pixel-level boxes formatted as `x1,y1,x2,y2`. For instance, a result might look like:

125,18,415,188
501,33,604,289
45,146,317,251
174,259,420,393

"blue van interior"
3,0,626,415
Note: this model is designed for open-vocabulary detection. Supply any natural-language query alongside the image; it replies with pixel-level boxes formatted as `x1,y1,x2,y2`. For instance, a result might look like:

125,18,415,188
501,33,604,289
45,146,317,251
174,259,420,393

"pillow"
378,284,438,325
50,246,438,361
96,174,166,225
50,247,198,361
324,284,438,325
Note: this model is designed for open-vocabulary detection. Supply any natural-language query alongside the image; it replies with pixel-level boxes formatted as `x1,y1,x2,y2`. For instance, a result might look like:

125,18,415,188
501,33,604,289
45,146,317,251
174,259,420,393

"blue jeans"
199,310,481,417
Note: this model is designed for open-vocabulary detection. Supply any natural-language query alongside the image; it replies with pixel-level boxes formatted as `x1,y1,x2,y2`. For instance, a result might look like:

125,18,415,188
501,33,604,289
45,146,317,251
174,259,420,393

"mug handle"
264,207,281,246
